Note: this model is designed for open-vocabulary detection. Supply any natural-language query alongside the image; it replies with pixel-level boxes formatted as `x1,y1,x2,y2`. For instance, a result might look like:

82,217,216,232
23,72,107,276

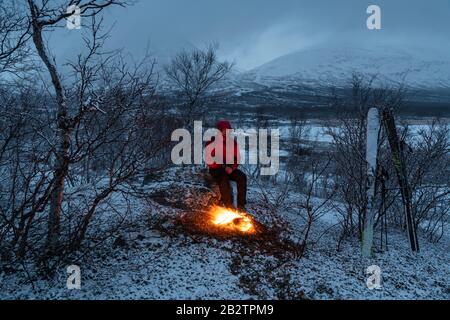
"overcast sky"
52,0,450,70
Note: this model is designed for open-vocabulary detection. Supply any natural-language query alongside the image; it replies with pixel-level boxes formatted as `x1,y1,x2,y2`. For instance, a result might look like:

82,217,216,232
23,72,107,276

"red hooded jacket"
205,120,240,170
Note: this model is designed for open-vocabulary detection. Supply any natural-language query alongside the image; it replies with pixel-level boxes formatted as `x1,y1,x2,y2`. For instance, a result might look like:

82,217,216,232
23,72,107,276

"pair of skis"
362,107,419,257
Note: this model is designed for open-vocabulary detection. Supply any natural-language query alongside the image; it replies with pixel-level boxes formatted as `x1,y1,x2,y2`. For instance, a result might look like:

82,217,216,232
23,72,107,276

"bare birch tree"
165,44,232,125
25,0,128,253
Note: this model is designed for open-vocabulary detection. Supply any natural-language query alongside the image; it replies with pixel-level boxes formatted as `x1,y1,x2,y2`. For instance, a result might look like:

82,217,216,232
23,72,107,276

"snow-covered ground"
0,168,448,300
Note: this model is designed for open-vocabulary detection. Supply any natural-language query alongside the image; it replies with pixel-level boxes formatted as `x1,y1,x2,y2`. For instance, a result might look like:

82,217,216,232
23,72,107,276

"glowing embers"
209,205,256,234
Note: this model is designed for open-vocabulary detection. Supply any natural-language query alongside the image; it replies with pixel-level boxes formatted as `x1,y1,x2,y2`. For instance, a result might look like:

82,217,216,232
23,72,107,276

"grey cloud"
49,0,450,70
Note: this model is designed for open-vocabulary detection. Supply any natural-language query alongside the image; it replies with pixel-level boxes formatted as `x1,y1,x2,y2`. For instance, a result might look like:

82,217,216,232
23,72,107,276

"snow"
243,44,450,89
0,167,448,300
278,123,333,143
287,232,450,299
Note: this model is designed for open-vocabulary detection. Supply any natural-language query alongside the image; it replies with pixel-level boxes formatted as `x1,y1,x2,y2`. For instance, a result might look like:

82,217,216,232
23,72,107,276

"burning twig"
175,205,262,238
209,206,256,234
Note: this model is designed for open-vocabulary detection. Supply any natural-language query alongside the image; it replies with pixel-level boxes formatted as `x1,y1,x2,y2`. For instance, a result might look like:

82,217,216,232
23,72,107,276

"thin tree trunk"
28,0,70,253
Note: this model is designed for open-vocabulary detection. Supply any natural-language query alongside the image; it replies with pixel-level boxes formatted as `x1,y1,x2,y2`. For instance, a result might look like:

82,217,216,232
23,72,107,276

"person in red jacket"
205,120,247,211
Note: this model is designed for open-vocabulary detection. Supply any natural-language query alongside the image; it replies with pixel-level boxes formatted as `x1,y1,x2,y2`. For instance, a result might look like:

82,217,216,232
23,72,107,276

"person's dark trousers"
209,168,247,209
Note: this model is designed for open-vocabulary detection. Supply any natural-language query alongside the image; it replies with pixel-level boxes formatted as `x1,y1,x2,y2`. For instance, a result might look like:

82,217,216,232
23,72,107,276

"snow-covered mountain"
241,44,450,90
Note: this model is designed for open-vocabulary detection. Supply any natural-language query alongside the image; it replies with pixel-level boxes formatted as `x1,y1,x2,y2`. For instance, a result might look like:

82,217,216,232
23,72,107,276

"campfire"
173,204,301,257
209,206,256,234
176,204,259,237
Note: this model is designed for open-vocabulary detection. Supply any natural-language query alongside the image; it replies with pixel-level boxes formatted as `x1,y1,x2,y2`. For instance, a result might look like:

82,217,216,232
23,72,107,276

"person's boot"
237,205,246,212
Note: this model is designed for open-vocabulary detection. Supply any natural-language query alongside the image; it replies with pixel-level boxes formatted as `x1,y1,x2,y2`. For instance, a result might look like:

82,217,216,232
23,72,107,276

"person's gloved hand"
225,166,233,174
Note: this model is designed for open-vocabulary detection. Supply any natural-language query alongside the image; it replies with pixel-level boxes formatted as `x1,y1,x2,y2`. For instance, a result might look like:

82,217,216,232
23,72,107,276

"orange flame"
209,206,255,234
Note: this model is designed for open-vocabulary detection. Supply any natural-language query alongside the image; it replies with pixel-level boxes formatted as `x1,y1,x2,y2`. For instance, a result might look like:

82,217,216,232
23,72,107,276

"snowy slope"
1,167,448,300
242,45,450,89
